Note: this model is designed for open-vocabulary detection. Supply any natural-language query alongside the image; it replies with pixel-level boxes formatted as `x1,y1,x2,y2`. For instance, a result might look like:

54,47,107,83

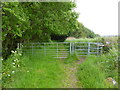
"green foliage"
2,48,23,87
77,57,106,88
65,37,102,42
2,50,65,88
77,45,118,88
69,22,99,38
2,2,78,59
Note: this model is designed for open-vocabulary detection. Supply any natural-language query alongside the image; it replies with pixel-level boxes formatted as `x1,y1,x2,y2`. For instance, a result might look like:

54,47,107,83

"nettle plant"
2,48,23,85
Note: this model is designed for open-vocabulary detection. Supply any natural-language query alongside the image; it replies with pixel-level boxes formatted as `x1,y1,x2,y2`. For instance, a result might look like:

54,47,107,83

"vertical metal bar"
72,42,74,54
70,42,71,55
97,43,99,55
88,42,90,55
100,46,103,55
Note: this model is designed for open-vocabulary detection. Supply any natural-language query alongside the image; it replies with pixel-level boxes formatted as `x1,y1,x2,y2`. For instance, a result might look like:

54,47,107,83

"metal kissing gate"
19,42,103,58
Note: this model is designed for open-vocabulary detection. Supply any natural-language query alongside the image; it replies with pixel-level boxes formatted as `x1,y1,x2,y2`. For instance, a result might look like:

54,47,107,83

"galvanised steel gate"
19,42,103,58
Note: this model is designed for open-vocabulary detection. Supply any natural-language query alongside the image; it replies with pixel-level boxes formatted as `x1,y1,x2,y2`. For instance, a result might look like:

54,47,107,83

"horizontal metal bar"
90,52,99,54
76,52,88,54
75,49,88,50
75,46,88,48
22,42,103,44
91,48,101,49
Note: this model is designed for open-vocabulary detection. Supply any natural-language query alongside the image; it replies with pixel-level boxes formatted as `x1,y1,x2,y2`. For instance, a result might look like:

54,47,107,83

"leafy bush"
2,48,23,87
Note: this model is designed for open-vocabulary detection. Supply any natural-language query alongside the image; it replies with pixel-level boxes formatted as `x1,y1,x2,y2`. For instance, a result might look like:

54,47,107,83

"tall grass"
77,55,107,88
64,53,79,64
77,46,118,88
2,49,66,88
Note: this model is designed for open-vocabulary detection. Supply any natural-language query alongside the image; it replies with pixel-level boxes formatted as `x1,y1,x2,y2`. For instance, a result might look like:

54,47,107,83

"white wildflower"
7,74,10,76
112,79,117,85
1,58,3,61
11,50,14,53
12,71,15,73
13,63,15,65
14,59,18,62
14,60,16,62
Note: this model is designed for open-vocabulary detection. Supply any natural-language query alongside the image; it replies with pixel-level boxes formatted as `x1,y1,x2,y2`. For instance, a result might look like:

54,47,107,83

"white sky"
74,0,119,36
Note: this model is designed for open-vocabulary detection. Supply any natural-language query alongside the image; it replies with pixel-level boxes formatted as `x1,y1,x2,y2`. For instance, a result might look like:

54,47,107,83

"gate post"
70,42,74,55
97,43,99,55
100,46,103,55
72,42,75,54
88,42,90,55
70,42,71,55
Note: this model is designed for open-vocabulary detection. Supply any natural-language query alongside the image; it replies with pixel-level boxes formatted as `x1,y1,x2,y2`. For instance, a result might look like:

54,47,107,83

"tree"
69,22,99,38
2,2,79,59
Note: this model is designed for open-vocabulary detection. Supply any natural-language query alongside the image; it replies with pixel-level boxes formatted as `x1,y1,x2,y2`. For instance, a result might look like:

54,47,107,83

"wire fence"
18,42,103,58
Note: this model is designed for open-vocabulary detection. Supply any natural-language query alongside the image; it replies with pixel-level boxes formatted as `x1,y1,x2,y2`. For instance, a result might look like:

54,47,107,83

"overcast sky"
74,0,119,36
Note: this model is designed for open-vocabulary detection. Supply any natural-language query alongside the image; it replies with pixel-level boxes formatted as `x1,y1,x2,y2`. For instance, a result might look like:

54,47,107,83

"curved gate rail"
18,42,103,58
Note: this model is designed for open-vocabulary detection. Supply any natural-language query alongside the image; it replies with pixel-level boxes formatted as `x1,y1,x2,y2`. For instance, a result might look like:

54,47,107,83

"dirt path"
62,57,86,88
59,45,86,88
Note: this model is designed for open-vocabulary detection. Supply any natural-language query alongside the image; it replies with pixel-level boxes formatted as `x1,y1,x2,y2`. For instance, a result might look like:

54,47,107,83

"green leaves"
2,2,79,58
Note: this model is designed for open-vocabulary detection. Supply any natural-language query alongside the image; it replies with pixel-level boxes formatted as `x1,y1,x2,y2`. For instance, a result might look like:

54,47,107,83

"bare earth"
62,57,86,88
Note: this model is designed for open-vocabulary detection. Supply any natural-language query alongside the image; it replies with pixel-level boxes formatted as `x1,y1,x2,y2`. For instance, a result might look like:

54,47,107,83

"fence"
19,42,103,58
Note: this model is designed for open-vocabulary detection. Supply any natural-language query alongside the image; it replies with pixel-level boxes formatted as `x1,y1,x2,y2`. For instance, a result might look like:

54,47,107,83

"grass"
2,47,67,88
4,54,65,88
77,55,107,88
2,37,118,88
77,54,118,88
64,52,79,64
76,37,118,88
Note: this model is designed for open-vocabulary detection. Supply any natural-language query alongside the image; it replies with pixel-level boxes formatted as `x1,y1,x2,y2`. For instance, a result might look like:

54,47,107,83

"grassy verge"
2,50,65,88
77,49,118,88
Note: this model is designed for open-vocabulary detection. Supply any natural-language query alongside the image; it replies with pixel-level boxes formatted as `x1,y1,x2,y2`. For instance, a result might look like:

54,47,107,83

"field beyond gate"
19,42,103,58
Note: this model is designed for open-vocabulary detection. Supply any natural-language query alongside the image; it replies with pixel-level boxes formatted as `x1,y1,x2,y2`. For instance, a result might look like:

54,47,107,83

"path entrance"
62,57,86,88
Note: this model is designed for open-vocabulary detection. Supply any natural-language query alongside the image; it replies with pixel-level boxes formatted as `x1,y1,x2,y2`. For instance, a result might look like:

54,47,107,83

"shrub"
2,48,23,87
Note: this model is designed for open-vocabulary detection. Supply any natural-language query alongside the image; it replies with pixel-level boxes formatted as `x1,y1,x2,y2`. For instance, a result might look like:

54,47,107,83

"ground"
62,57,86,88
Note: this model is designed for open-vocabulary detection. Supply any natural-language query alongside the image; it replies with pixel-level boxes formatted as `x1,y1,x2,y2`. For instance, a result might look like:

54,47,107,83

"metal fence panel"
19,42,103,58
